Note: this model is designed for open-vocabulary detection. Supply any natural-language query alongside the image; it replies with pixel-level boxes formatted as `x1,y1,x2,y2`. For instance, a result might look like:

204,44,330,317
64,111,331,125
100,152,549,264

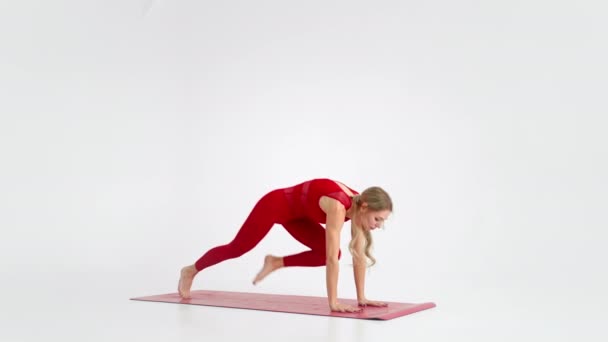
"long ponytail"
349,205,376,266
348,187,392,266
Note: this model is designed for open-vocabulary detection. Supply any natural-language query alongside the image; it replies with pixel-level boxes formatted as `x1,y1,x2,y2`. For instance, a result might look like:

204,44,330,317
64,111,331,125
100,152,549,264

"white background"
1,0,607,341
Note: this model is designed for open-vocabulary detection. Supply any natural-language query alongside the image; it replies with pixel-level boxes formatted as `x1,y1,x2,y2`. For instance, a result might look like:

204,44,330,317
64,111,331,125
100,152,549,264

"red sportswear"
194,178,359,270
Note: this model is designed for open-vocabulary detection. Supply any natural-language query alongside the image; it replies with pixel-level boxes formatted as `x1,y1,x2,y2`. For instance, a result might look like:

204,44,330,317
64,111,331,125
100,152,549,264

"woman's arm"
320,196,361,313
351,227,388,308
351,228,367,302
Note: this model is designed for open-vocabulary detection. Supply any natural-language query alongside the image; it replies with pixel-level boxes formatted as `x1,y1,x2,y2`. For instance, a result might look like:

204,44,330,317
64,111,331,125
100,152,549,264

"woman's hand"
358,298,388,307
330,302,362,313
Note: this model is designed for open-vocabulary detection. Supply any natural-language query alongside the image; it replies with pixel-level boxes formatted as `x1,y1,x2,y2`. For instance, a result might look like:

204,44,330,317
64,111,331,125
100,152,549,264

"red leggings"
194,189,341,271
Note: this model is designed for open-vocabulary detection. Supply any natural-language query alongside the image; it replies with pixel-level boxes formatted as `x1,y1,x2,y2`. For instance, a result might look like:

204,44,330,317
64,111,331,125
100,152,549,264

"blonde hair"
348,186,393,267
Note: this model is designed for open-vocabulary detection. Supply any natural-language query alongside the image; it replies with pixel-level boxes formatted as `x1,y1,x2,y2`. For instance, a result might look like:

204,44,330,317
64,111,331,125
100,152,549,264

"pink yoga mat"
131,290,436,320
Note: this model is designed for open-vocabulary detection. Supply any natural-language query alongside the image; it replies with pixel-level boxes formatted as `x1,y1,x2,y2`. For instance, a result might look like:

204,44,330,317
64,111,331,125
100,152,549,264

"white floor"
2,267,605,342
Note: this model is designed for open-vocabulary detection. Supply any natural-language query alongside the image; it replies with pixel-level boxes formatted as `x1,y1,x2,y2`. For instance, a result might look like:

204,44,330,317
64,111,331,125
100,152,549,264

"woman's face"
357,205,391,230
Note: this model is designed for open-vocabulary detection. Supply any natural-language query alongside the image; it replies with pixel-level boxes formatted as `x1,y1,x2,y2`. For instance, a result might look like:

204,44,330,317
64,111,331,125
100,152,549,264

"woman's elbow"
326,255,341,265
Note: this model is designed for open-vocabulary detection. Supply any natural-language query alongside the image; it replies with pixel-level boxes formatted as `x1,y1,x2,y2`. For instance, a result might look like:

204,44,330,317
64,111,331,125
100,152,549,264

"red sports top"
281,178,359,223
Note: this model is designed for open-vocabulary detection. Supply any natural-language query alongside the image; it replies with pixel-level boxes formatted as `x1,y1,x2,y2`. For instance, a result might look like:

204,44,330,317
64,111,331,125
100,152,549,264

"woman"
178,178,393,313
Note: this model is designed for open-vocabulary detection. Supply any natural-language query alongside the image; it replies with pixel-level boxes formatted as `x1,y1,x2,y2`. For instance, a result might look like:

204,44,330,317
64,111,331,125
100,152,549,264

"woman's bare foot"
178,265,198,299
253,255,284,285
